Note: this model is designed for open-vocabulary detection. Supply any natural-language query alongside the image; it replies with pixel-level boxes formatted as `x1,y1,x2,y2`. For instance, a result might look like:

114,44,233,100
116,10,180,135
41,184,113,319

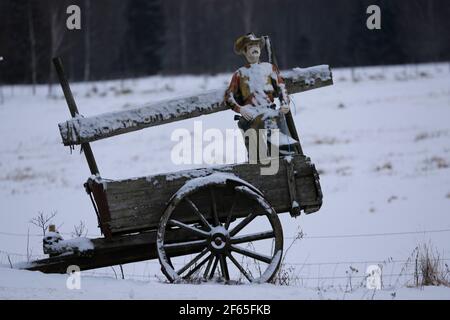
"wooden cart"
25,58,333,284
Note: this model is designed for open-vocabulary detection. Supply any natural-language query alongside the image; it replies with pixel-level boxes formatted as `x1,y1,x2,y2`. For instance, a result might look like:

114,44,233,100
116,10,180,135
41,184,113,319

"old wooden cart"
25,57,333,284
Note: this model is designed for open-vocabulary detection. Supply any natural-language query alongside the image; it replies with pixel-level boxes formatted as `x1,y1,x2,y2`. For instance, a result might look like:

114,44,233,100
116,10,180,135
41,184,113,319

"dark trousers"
237,111,295,160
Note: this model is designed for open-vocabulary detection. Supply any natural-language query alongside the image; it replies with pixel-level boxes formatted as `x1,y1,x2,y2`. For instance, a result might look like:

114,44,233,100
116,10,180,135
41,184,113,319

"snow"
1,266,450,299
58,66,330,145
283,65,332,85
172,172,256,200
0,62,450,299
164,165,233,182
239,62,276,106
89,174,108,189
44,237,94,254
45,231,62,239
268,130,298,147
59,88,226,145
241,105,279,120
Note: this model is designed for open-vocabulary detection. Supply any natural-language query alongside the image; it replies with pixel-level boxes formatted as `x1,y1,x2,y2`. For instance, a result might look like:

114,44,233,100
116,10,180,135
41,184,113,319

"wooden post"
283,112,303,155
52,57,100,175
264,36,303,155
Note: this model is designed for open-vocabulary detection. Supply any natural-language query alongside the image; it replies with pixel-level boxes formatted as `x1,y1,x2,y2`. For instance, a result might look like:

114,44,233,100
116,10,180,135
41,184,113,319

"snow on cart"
23,55,333,284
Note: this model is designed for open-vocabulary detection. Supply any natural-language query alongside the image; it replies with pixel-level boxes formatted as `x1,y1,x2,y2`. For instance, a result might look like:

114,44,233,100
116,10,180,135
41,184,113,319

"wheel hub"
209,226,230,253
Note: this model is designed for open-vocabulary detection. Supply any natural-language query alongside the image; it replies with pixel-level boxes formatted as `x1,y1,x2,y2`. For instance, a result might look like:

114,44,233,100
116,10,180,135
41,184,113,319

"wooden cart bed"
89,154,322,238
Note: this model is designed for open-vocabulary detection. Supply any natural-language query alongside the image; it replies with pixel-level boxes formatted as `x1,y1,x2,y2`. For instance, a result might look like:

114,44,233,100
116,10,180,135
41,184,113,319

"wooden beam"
58,65,333,146
53,57,100,175
23,228,204,274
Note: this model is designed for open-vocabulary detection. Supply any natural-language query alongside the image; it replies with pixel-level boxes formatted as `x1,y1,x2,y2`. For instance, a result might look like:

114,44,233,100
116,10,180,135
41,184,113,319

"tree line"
0,0,449,85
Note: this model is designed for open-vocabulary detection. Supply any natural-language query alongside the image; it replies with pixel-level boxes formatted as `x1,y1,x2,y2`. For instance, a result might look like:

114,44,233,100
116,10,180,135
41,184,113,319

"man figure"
224,33,294,160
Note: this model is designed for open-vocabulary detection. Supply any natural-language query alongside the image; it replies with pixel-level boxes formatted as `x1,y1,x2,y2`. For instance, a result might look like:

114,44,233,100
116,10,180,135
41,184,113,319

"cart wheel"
157,181,283,284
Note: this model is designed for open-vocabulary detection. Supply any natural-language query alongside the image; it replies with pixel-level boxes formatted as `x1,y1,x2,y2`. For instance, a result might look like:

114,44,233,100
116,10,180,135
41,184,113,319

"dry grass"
387,195,398,203
410,243,450,288
3,167,56,184
336,166,352,176
312,137,350,145
5,167,37,181
270,227,304,286
426,156,449,169
375,162,393,172
414,130,448,142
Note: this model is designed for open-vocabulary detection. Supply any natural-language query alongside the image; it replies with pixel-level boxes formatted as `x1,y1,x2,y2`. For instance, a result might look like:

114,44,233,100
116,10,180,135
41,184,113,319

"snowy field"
0,63,449,299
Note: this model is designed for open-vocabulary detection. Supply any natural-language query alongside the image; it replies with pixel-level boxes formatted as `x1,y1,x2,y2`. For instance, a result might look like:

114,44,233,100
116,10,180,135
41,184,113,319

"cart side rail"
96,154,322,237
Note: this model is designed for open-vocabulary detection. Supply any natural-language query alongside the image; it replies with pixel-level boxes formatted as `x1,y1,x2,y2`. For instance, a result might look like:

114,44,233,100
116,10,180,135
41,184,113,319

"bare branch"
30,211,57,236
72,220,88,238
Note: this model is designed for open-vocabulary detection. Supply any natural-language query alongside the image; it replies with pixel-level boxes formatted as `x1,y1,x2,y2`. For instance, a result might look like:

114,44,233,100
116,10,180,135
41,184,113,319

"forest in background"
0,0,449,85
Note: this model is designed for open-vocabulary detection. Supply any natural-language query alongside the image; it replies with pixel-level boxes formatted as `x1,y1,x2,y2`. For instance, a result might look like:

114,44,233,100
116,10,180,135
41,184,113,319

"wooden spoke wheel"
157,180,283,284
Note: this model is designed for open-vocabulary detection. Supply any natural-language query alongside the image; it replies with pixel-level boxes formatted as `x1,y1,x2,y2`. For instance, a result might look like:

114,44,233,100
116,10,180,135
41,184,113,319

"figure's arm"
271,64,290,106
224,70,255,121
224,71,242,113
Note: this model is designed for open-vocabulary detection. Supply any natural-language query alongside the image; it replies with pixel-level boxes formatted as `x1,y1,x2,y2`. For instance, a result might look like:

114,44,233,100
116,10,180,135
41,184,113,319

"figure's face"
244,44,261,64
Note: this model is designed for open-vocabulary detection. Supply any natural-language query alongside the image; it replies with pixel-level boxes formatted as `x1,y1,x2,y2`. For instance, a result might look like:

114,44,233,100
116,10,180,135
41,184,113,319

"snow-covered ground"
2,266,450,300
0,63,449,299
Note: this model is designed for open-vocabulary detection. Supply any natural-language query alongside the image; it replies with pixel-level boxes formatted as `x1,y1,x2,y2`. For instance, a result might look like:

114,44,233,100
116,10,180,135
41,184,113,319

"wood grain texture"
103,155,322,235
24,228,204,273
58,66,333,145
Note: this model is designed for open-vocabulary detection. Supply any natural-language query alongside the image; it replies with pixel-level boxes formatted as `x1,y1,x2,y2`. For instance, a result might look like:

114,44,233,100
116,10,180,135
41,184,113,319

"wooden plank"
53,57,100,175
103,154,321,235
24,228,204,274
58,65,333,146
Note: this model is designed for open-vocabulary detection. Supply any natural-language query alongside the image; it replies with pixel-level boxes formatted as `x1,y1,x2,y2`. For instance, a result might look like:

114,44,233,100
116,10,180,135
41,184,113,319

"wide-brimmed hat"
234,33,265,55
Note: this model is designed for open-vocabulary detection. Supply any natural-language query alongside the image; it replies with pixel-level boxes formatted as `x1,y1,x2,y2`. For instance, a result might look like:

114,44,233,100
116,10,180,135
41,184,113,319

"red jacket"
224,62,290,113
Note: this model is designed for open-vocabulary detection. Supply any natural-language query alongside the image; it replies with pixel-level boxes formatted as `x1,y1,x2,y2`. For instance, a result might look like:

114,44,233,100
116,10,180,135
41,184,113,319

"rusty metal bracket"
84,181,102,233
86,178,112,238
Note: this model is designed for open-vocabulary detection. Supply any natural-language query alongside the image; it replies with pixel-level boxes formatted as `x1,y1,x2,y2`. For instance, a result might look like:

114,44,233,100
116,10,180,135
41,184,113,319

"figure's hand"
280,103,290,114
240,105,255,121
